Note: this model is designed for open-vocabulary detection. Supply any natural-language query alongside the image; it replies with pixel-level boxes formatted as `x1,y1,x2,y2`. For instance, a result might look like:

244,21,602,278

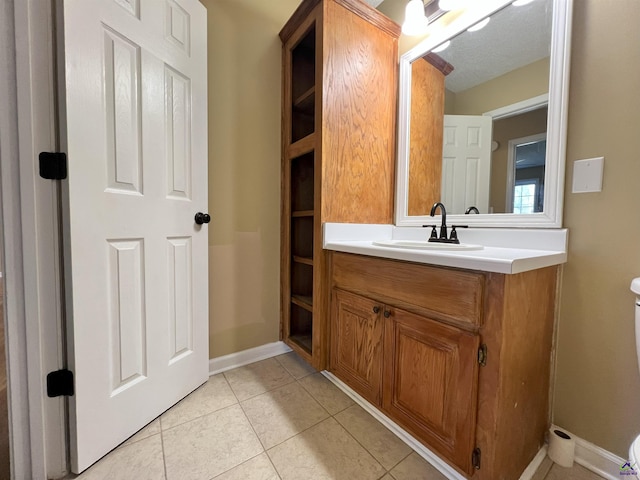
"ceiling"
365,0,385,7
433,0,553,93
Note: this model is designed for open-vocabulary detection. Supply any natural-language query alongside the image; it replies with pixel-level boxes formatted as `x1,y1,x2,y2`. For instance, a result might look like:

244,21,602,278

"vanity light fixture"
432,40,451,53
512,0,535,5
467,16,491,32
402,0,429,36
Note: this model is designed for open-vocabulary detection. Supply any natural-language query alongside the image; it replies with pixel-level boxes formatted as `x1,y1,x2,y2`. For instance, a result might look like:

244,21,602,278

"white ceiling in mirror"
364,0,385,7
438,0,552,92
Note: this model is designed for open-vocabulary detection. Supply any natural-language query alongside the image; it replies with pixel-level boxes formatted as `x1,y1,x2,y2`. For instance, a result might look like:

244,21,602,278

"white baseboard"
519,446,548,480
322,372,598,480
209,341,292,375
551,425,627,480
322,371,467,480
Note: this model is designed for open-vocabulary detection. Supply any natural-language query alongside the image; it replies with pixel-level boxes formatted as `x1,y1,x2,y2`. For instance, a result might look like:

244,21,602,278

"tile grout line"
220,372,241,404
237,398,271,452
384,451,413,475
223,373,297,404
264,449,284,480
159,417,169,480
236,375,335,454
204,451,271,480
233,395,284,478
295,373,355,416
329,407,389,476
293,373,404,476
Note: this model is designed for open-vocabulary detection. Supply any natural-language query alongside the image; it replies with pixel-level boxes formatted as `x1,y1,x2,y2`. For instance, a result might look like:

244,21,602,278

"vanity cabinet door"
330,289,384,405
383,307,480,475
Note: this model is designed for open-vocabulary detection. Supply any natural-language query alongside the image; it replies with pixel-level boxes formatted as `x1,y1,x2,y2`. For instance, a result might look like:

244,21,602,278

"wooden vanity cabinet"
383,307,480,474
279,0,400,369
329,252,558,479
330,289,384,405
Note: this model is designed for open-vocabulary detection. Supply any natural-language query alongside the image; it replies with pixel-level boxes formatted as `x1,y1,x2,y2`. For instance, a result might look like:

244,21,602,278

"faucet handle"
449,225,468,243
422,224,438,240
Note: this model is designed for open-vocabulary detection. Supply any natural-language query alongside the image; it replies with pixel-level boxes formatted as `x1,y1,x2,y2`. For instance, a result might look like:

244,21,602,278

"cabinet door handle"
373,306,381,314
383,309,391,318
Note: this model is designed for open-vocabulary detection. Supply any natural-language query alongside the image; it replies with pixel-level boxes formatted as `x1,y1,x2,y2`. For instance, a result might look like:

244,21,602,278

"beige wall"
448,58,550,116
381,0,640,459
555,0,640,457
202,0,300,358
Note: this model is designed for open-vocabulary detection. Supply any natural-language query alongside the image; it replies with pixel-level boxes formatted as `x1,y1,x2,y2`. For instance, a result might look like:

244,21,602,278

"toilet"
629,277,640,465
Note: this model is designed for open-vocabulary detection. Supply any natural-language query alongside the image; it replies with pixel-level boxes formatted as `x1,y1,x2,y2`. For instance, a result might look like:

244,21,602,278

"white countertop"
323,223,568,274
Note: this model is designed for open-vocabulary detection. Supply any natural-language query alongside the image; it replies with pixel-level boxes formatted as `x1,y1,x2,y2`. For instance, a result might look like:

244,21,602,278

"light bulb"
402,0,429,36
467,17,490,32
432,40,451,53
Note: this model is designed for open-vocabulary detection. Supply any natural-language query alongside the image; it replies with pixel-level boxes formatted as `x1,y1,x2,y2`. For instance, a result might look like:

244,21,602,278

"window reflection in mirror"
507,133,546,214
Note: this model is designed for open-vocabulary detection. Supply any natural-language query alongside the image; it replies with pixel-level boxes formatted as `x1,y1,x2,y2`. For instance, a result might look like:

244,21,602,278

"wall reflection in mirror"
407,0,553,215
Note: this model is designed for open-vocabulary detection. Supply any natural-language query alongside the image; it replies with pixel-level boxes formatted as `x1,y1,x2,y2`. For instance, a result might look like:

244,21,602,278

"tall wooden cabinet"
279,0,400,369
408,53,453,216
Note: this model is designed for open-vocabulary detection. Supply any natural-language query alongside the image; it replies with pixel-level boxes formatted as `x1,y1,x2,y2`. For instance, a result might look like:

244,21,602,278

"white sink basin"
372,240,484,251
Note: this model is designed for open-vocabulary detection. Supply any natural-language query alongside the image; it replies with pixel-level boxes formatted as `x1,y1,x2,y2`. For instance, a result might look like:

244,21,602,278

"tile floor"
68,352,605,480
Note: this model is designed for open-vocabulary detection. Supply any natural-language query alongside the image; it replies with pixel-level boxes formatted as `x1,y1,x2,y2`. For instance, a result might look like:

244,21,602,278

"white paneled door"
60,0,208,473
442,115,492,214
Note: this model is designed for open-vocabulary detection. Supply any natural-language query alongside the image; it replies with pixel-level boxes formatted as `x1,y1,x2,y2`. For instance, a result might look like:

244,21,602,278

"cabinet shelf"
289,333,313,354
292,210,314,218
293,255,313,266
289,134,315,156
291,294,313,311
293,86,315,114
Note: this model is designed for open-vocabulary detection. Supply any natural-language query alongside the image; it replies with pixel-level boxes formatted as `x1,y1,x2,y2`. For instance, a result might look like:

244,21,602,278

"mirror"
395,0,573,228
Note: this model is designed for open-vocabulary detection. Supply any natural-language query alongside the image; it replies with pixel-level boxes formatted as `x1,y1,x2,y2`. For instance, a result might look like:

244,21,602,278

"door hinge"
478,344,487,366
47,369,74,397
39,152,67,180
472,447,481,470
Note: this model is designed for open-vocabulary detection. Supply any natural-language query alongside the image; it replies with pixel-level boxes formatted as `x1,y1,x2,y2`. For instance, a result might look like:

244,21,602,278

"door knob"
194,212,211,225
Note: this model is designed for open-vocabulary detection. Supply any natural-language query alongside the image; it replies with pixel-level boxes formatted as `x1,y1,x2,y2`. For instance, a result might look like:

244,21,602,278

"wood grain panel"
334,0,401,37
475,266,558,480
279,0,322,42
408,57,445,216
395,333,449,428
330,288,384,404
332,252,485,328
383,307,480,475
321,0,398,224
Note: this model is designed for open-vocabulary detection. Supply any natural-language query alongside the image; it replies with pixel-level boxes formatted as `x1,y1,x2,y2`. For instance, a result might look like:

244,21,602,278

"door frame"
1,0,67,478
505,132,547,212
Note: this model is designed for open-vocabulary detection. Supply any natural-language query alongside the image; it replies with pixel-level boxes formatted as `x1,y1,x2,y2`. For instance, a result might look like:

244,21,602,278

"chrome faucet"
423,202,468,244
